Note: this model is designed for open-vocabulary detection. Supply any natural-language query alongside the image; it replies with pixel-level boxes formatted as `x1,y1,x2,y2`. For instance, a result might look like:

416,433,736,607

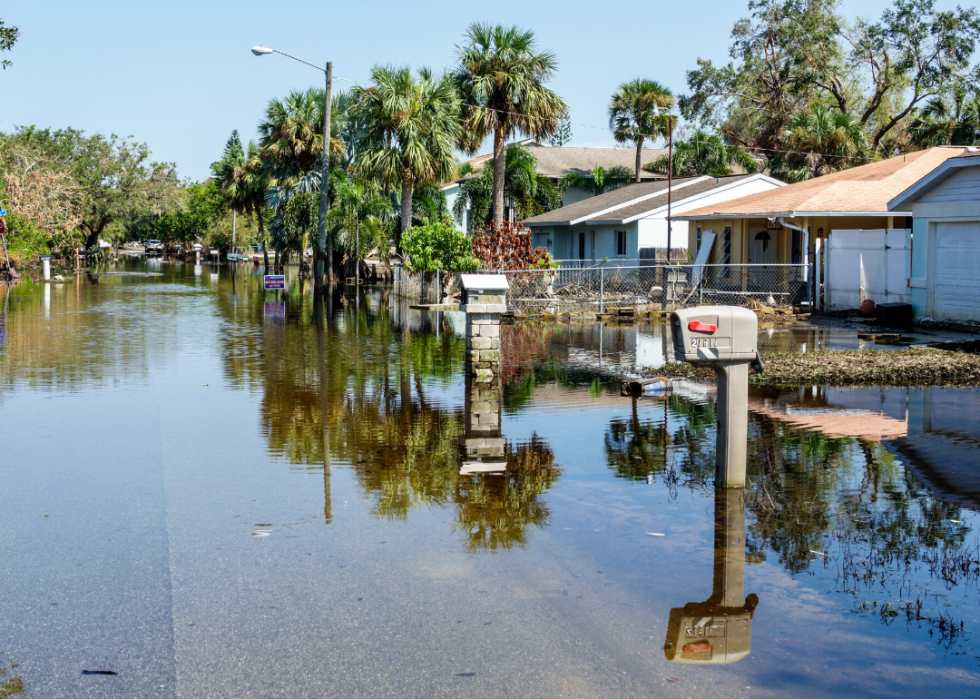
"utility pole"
318,62,333,291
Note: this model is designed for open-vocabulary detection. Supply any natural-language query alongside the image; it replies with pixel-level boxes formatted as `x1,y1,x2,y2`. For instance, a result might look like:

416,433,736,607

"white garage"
889,152,980,323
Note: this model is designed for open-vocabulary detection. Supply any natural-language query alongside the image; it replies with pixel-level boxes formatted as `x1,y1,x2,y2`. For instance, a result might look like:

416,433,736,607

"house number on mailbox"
690,338,718,349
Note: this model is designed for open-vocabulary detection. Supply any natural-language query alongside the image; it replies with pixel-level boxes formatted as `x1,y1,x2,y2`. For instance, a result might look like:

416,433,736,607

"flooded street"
2,261,980,698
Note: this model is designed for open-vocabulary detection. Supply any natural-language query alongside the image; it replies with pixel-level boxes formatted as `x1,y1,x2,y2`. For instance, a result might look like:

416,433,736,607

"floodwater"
2,260,980,698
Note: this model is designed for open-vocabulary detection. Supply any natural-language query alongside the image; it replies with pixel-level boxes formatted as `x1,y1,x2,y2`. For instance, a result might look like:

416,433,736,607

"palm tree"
455,23,566,225
212,130,270,263
352,65,460,246
559,165,634,197
772,106,871,183
452,144,561,228
909,85,980,148
326,179,395,279
608,79,674,182
644,130,759,178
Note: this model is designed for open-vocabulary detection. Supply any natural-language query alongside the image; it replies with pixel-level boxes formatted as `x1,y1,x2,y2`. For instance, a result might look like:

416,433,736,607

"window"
616,230,627,256
720,225,732,277
696,226,703,254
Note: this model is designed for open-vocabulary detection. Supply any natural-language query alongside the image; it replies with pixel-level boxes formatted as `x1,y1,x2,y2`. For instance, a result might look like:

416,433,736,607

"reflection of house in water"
664,488,758,664
744,385,980,510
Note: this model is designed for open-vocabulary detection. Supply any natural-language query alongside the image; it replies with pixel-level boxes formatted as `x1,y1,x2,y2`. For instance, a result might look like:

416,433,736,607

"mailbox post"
669,306,762,487
459,274,508,383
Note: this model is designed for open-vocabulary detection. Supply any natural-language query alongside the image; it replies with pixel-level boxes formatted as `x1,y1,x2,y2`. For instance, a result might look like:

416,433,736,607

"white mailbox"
670,306,761,367
459,274,509,314
668,306,763,488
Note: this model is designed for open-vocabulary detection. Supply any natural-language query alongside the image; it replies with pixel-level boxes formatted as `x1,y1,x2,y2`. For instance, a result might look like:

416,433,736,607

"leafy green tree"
152,181,225,245
211,130,270,259
609,79,674,182
455,23,566,225
326,179,395,276
560,165,634,197
772,105,871,182
0,19,19,70
682,0,980,156
644,130,760,177
401,219,478,274
258,89,346,181
352,65,461,245
909,83,980,147
452,144,561,228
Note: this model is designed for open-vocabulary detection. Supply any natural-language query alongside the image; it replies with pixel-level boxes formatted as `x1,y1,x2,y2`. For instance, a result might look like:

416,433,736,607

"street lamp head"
251,46,274,56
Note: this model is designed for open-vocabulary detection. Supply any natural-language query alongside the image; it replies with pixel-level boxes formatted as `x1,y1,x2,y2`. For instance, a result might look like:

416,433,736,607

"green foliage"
548,111,573,147
609,78,674,180
772,106,872,182
326,180,395,269
453,145,561,228
151,181,225,244
909,82,980,147
401,219,478,273
560,165,634,197
645,130,760,177
0,19,19,70
681,0,980,157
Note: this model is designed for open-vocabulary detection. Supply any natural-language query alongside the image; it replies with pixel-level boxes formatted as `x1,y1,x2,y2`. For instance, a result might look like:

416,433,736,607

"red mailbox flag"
688,320,717,333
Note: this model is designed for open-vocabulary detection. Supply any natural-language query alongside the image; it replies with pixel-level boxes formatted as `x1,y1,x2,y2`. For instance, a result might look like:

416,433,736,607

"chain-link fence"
394,262,811,314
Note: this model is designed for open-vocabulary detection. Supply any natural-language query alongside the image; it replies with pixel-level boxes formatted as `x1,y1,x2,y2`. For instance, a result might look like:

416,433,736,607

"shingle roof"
592,175,754,222
523,175,756,225
677,147,972,219
523,145,668,179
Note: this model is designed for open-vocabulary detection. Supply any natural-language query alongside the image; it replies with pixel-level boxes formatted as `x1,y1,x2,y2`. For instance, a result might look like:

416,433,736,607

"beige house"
673,147,974,267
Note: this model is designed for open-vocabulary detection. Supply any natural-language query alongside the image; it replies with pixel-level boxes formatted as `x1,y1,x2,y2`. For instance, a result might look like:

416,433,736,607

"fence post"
600,266,605,314
435,268,440,303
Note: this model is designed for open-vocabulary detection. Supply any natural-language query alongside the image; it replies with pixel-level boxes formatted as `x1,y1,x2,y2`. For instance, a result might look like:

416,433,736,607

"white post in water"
459,274,509,382
669,307,762,487
40,254,51,281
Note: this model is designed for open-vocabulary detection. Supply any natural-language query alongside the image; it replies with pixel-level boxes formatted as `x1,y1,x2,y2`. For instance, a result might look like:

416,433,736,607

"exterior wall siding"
917,166,980,203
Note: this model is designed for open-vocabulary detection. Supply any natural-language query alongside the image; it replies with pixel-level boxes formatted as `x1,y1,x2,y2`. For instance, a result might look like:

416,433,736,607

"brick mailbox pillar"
459,274,508,383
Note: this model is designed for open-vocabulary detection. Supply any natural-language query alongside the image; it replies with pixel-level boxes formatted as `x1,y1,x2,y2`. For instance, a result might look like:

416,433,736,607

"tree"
609,79,674,181
353,66,460,246
258,89,346,182
326,179,395,276
909,83,980,147
771,105,871,182
455,23,567,225
212,130,270,260
644,130,760,177
401,219,479,274
452,144,561,228
0,19,19,70
548,111,573,147
681,0,980,157
559,165,634,197
470,221,543,271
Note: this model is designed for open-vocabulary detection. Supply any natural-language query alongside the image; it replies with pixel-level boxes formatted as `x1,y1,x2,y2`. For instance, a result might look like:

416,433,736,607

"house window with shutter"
720,226,732,277
616,230,627,256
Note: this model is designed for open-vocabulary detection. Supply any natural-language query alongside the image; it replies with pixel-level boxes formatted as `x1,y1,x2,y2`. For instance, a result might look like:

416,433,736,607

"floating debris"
82,670,118,676
647,532,665,536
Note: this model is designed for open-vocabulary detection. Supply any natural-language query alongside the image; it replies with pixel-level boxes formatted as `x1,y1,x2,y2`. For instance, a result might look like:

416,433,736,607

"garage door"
935,222,980,322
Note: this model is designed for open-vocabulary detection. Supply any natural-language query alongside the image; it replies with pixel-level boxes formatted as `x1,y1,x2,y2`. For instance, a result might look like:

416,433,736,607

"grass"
655,348,980,388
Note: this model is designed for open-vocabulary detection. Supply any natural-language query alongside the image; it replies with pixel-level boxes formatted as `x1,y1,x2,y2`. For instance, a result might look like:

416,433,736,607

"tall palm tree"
909,85,980,147
352,66,460,246
455,23,566,225
644,130,759,177
608,79,674,182
773,106,871,183
452,144,561,228
559,165,634,197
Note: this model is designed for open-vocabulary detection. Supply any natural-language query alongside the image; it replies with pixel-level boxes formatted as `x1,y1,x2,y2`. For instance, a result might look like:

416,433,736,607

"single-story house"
522,173,784,262
889,149,980,322
444,142,669,233
673,147,973,269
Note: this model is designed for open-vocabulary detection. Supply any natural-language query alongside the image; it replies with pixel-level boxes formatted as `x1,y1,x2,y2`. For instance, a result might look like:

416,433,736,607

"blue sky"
2,0,943,180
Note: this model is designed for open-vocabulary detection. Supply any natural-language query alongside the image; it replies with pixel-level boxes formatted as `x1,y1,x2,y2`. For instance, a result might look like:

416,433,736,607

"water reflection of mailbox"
664,489,758,665
460,374,506,475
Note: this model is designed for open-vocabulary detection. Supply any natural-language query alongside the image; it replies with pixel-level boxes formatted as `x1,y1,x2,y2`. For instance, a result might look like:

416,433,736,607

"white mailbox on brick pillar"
460,274,508,383
459,274,509,313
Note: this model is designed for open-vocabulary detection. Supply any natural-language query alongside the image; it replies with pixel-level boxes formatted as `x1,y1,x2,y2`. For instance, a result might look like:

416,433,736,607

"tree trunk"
492,128,507,225
399,170,415,249
635,138,643,183
258,208,269,271
274,248,280,274
82,222,103,251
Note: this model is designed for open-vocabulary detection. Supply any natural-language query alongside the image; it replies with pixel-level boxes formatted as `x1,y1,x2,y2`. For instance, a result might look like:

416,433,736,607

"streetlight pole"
251,46,333,292
654,106,675,309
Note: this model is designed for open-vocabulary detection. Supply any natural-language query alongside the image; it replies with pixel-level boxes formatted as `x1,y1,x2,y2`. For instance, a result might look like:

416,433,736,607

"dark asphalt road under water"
1,260,980,698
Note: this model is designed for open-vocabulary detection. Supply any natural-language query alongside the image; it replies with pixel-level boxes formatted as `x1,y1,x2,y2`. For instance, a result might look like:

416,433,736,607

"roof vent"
969,147,979,152
716,177,720,184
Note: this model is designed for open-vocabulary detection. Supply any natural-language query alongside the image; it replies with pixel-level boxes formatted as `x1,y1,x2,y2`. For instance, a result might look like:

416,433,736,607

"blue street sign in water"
0,209,7,216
